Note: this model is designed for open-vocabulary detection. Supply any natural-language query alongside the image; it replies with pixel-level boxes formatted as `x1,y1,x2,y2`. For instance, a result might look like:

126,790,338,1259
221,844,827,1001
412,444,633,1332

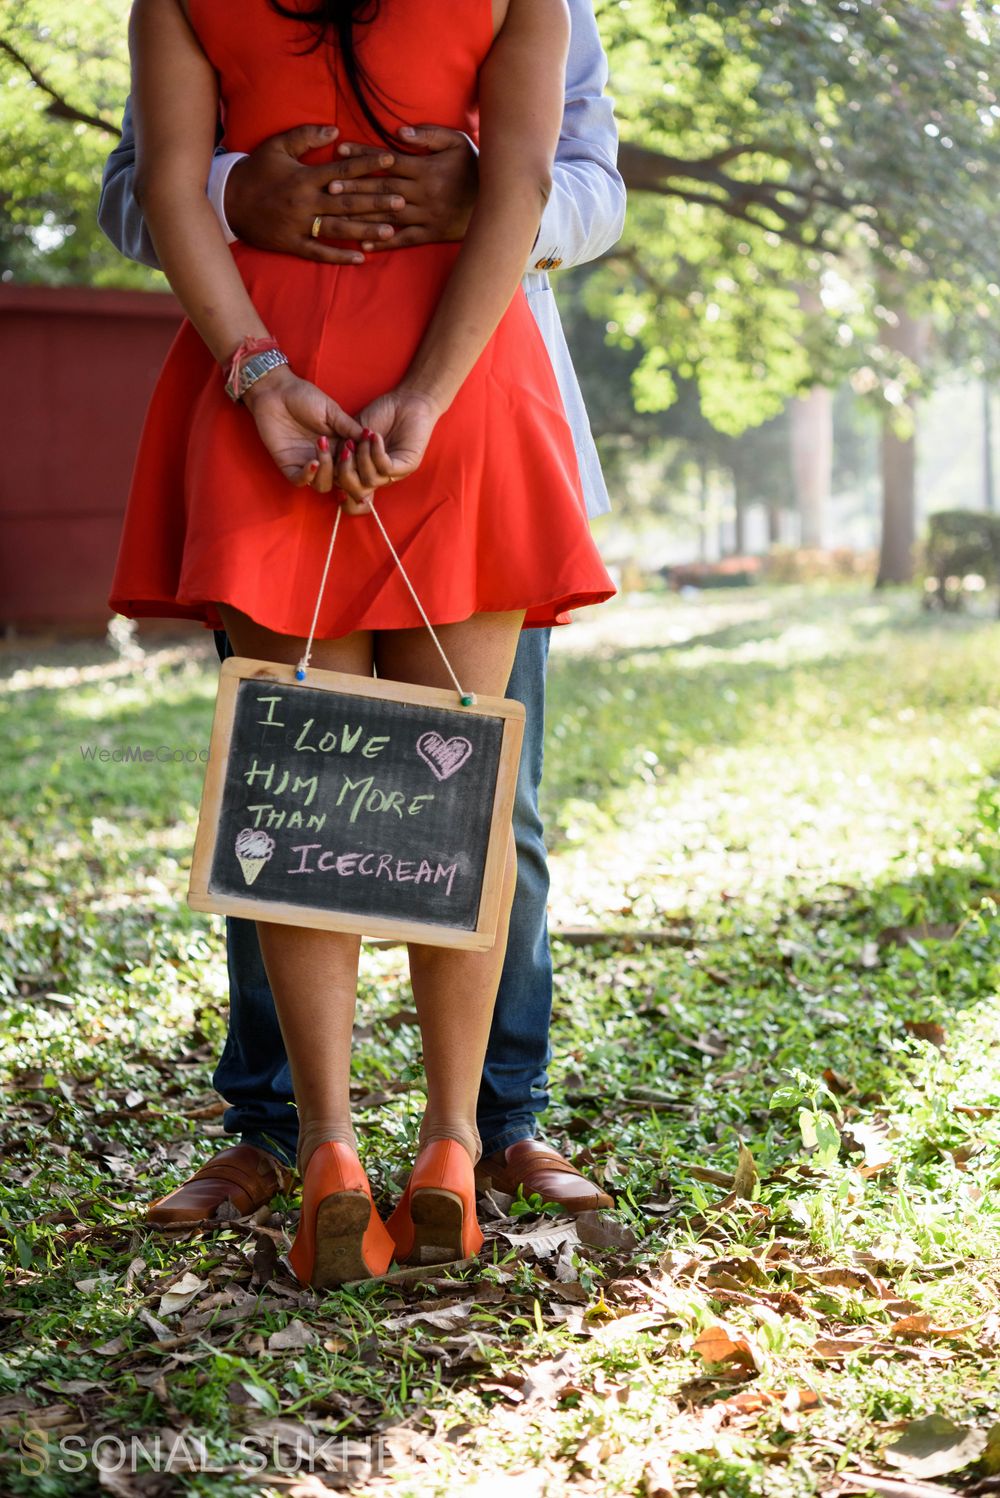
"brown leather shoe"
475,1139,613,1215
146,1144,294,1226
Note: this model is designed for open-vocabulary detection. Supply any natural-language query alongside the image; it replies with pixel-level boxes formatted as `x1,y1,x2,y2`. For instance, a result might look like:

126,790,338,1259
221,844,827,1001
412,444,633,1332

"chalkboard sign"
188,657,524,950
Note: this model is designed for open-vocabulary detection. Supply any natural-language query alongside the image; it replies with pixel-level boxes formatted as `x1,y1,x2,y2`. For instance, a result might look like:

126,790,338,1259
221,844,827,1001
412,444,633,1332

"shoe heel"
410,1186,483,1263
307,1190,376,1287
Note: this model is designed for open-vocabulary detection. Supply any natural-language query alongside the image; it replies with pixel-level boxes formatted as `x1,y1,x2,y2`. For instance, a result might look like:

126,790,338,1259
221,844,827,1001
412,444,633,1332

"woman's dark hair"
268,1,400,146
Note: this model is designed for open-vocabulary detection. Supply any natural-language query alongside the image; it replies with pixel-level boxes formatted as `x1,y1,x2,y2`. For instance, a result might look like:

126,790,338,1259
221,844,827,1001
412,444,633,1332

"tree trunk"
984,381,996,514
733,470,747,554
877,420,918,585
789,386,832,549
767,504,782,546
698,457,710,562
875,307,930,587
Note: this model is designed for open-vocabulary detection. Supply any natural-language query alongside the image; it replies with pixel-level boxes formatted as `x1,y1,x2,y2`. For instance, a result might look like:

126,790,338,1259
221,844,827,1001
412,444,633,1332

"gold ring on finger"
310,215,323,239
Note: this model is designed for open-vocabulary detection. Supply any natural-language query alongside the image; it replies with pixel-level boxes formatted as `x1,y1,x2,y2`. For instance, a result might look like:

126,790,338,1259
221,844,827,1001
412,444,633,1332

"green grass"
1,584,999,1497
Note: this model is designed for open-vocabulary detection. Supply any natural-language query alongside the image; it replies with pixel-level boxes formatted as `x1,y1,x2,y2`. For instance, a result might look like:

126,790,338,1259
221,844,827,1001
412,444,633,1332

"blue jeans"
211,627,554,1165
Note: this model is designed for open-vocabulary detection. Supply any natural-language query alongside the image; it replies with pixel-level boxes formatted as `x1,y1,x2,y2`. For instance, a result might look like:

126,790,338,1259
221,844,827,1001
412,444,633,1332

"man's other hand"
336,125,478,251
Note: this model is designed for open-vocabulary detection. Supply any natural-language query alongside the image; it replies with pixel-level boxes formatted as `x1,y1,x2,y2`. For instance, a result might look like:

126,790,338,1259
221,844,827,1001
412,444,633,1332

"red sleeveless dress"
108,0,615,637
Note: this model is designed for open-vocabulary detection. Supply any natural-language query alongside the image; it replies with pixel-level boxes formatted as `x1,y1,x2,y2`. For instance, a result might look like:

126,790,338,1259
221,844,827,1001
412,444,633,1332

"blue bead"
295,668,306,681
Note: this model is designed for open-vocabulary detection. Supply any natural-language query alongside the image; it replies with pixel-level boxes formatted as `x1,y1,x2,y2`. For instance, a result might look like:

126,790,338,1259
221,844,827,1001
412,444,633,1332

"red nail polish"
362,428,376,442
318,435,329,452
343,439,355,455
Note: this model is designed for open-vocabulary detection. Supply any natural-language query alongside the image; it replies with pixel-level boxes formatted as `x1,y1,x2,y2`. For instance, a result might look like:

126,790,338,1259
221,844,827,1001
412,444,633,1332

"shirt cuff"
207,152,248,245
527,194,563,274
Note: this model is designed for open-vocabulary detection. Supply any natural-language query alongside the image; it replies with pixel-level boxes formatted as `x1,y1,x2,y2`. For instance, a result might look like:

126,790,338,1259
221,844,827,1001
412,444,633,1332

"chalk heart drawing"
416,731,474,782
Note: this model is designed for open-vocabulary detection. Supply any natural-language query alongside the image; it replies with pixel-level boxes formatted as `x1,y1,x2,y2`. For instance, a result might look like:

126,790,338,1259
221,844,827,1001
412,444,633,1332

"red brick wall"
0,284,183,630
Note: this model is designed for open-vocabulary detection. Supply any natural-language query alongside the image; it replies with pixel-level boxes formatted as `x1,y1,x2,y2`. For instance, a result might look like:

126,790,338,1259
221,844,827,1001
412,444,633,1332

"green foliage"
0,0,154,287
594,0,1000,429
1,0,998,434
925,509,1000,591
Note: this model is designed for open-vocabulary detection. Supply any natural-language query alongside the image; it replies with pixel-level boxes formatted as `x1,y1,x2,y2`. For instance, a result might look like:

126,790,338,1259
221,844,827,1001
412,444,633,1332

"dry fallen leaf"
884,1413,987,1478
267,1320,317,1352
722,1389,775,1418
687,1165,737,1189
805,1265,888,1298
590,1310,665,1344
812,1334,886,1359
93,1335,129,1357
881,923,959,948
158,1271,209,1317
890,1315,976,1342
502,1221,580,1255
137,1307,172,1342
903,1020,948,1049
382,1300,479,1333
575,1212,638,1251
733,1141,758,1201
837,1474,961,1498
691,1320,761,1371
252,1233,280,1287
518,1352,582,1406
948,1143,984,1171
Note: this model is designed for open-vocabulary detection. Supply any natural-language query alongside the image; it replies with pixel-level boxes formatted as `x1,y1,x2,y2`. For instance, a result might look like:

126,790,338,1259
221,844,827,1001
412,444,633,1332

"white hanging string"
295,495,475,705
295,504,341,681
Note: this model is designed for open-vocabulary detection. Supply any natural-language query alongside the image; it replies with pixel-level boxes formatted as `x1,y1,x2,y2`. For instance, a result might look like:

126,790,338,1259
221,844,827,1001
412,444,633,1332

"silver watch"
226,348,289,403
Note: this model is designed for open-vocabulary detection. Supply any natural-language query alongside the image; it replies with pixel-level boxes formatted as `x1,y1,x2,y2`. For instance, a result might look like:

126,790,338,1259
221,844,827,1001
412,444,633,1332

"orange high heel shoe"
386,1140,485,1265
287,1142,395,1289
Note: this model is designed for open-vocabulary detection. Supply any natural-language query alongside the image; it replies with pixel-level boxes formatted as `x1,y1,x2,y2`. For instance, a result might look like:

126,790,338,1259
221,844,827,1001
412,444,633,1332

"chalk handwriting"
242,762,318,806
294,719,390,759
336,775,435,825
288,844,459,896
246,804,328,831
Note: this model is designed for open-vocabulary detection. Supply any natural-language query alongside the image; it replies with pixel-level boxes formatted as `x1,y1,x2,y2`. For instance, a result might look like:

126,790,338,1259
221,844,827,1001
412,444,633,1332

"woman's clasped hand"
242,363,440,512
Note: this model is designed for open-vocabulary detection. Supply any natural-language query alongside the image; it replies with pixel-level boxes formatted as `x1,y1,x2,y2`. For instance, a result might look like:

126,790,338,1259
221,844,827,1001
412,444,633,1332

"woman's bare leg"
376,612,525,1165
217,605,374,1176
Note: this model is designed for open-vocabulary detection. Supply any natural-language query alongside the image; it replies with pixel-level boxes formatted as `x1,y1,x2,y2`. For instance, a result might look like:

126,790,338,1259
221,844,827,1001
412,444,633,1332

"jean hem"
238,1129,297,1169
478,1122,539,1159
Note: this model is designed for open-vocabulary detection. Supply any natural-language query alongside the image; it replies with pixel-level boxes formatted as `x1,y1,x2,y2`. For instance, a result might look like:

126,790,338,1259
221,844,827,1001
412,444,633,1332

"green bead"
460,693,475,707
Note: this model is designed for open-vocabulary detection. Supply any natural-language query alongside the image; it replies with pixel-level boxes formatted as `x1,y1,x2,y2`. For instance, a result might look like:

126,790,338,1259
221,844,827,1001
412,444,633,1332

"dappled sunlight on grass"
544,585,1000,925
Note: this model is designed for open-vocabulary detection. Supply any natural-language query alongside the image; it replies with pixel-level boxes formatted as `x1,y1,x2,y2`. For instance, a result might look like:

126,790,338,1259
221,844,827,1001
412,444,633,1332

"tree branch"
619,139,854,245
0,36,121,136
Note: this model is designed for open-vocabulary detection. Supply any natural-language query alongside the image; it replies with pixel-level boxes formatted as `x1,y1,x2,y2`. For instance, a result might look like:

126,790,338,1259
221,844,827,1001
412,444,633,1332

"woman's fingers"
310,435,335,493
368,430,399,479
335,439,372,512
353,432,384,492
289,456,322,488
282,439,333,491
326,401,365,443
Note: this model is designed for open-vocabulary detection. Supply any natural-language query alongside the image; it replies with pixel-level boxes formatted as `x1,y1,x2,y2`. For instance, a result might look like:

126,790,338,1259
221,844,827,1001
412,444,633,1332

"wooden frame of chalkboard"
188,657,525,951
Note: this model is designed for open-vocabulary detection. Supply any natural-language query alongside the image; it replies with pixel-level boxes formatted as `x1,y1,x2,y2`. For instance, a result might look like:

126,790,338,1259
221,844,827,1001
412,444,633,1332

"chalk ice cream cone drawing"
235,828,275,886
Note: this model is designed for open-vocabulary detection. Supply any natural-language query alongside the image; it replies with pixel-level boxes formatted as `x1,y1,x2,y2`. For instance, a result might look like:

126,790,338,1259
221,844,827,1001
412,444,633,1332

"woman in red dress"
116,0,614,1286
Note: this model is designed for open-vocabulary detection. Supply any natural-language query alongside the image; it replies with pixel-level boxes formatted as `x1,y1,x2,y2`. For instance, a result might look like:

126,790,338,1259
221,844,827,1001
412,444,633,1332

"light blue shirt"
98,0,625,518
